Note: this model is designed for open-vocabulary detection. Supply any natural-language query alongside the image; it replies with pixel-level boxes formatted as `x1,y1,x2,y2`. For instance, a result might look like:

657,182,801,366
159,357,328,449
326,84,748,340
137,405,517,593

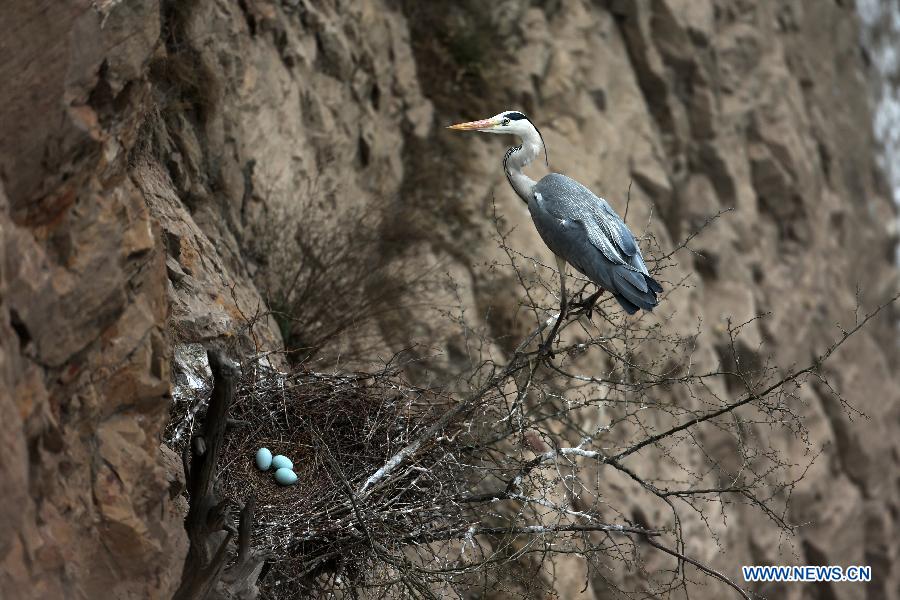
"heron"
448,110,662,349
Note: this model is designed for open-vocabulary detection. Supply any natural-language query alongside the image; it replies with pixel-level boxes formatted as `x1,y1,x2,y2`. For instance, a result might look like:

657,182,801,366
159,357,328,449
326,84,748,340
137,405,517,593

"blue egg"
255,448,273,471
274,468,298,486
271,455,293,470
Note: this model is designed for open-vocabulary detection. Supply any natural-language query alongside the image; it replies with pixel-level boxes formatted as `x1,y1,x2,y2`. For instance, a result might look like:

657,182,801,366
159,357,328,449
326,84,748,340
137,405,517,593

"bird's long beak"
447,118,497,131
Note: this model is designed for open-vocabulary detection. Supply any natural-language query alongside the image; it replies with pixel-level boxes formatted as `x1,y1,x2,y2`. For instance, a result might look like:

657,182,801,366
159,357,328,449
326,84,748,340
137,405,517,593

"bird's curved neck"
503,130,543,204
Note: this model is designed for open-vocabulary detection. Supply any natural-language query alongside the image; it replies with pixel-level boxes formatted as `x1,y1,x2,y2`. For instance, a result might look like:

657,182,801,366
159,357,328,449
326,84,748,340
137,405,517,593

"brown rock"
1,0,898,598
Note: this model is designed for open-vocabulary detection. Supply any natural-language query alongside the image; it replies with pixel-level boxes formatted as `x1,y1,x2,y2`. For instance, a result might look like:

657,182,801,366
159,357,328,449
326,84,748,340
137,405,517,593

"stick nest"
165,359,446,597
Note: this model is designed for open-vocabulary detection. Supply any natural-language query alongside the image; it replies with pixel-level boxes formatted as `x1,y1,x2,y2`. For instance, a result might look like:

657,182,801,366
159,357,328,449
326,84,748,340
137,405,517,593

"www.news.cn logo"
742,565,872,583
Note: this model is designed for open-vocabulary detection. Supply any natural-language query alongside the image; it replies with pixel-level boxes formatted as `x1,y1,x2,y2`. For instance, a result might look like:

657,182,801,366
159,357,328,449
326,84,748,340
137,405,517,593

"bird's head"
447,110,537,136
447,110,549,165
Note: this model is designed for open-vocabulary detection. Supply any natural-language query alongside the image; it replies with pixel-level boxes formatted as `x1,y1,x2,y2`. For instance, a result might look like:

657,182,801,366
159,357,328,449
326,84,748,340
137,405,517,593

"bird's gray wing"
535,174,639,267
596,201,639,258
531,174,662,311
527,200,620,290
595,204,654,277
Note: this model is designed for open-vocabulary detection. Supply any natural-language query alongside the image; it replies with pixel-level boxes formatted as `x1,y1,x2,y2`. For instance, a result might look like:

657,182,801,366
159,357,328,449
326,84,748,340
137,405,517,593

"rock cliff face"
0,1,897,598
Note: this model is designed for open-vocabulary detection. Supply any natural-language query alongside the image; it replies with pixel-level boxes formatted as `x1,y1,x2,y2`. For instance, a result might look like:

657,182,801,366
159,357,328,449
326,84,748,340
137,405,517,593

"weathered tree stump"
173,351,266,600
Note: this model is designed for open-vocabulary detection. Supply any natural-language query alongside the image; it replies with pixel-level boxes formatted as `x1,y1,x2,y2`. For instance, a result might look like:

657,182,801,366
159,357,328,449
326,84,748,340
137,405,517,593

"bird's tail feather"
613,268,660,312
614,294,640,315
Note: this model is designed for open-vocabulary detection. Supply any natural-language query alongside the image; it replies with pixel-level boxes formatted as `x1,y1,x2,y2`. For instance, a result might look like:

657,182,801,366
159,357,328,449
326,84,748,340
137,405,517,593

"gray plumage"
448,110,662,319
530,173,662,314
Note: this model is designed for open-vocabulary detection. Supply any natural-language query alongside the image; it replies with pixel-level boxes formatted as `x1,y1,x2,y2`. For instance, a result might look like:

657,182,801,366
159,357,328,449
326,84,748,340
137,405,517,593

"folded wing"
531,174,662,313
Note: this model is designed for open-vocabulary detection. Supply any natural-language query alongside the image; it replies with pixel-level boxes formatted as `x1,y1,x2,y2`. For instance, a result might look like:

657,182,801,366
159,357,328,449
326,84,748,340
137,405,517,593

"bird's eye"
502,118,510,126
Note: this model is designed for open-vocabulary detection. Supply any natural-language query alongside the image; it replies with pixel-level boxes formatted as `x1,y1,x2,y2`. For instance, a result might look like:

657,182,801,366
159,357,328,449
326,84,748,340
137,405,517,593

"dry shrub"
245,193,424,366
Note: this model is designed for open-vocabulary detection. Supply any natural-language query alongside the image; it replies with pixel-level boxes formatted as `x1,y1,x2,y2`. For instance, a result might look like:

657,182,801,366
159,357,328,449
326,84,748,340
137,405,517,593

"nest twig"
167,356,449,597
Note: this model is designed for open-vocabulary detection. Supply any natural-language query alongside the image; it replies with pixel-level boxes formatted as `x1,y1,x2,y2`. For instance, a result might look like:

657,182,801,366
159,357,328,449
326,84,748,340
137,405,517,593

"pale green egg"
274,467,298,486
271,455,293,470
255,448,273,471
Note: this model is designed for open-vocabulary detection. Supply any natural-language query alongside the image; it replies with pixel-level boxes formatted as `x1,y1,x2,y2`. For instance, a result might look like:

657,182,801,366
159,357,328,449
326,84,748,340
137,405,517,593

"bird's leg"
572,288,605,318
540,257,569,357
571,288,603,310
568,284,589,308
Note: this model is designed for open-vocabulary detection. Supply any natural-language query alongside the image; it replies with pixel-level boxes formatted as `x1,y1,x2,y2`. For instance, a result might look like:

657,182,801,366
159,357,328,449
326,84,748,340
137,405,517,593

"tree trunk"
173,351,266,600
